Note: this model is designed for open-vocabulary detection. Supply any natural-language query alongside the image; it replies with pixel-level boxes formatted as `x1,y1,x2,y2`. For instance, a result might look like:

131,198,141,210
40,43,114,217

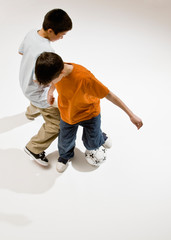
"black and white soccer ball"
85,146,107,167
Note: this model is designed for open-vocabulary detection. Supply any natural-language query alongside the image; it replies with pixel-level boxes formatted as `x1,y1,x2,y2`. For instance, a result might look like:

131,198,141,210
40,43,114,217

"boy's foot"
25,113,41,120
56,161,69,173
103,134,112,149
25,115,35,120
24,147,49,166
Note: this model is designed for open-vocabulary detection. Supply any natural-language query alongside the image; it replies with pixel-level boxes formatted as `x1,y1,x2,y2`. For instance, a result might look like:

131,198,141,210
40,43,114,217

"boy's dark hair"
35,52,64,85
43,9,72,34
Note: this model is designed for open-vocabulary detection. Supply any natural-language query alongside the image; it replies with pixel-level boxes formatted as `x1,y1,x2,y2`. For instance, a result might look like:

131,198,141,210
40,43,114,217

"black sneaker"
24,147,49,166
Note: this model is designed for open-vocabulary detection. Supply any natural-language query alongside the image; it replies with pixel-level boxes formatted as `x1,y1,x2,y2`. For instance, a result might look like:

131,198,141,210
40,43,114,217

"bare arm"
18,52,23,55
105,91,143,129
47,83,55,105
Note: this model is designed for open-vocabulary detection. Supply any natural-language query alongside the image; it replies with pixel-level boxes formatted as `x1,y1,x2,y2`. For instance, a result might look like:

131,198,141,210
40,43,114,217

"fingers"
130,116,143,130
136,121,143,129
47,96,55,105
50,97,55,105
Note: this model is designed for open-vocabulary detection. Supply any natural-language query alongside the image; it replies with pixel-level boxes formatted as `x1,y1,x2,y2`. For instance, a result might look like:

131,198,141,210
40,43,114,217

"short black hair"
43,9,72,34
35,52,64,85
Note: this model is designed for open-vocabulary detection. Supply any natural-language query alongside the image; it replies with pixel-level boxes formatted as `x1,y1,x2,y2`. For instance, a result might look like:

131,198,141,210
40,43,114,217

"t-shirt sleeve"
83,72,109,99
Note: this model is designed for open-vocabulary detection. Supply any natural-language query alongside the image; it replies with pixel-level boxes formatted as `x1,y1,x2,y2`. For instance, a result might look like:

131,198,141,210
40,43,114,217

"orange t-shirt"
55,63,109,124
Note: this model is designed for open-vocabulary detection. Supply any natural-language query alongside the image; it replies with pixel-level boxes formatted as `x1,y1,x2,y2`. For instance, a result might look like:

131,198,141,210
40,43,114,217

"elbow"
105,91,112,100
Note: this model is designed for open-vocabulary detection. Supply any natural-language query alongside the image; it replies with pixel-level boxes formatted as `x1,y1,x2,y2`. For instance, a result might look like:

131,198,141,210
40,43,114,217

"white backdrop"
0,0,171,239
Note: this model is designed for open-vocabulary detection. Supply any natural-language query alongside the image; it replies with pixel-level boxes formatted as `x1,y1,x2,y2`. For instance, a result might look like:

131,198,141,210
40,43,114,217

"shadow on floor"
0,148,60,194
71,148,98,172
0,212,31,226
0,113,97,195
0,112,32,134
48,148,98,173
0,147,97,194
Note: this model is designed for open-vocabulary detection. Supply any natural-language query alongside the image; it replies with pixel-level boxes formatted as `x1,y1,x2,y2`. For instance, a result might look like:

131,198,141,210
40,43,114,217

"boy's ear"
47,29,54,34
33,79,40,85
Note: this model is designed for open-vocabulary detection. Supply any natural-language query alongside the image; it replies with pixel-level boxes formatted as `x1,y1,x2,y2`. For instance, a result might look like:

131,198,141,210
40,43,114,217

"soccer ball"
85,146,107,167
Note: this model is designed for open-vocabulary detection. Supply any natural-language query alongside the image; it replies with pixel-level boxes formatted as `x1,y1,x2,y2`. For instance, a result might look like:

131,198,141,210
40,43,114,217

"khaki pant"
25,104,41,119
26,103,60,154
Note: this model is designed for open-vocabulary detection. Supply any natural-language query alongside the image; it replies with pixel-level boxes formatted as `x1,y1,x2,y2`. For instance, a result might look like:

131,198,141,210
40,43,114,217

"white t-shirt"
19,29,54,108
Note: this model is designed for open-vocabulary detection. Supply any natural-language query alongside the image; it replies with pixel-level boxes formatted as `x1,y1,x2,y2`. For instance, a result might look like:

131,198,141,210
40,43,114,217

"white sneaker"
103,135,112,149
56,161,69,173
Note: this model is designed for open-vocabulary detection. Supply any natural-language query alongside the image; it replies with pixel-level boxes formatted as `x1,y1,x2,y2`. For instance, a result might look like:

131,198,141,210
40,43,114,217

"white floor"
0,0,171,239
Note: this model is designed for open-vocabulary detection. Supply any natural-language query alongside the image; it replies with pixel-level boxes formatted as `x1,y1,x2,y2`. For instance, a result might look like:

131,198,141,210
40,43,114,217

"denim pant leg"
58,119,78,162
81,114,107,150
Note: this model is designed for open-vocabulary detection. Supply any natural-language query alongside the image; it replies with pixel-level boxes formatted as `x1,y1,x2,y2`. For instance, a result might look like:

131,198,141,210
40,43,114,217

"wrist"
127,111,134,119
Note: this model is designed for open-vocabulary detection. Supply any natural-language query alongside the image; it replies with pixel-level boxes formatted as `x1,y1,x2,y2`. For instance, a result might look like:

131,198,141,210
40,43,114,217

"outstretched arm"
47,83,55,105
105,91,143,129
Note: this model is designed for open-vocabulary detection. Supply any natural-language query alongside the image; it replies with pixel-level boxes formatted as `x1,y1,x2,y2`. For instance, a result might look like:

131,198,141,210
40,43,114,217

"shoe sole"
24,147,49,167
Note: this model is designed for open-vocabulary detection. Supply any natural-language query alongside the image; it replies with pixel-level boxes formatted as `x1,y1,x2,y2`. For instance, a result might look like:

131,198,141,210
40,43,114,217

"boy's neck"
63,64,73,77
38,28,49,40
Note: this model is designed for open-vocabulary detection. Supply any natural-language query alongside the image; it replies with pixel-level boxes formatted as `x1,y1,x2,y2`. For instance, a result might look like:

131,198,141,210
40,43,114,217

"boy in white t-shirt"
19,9,72,166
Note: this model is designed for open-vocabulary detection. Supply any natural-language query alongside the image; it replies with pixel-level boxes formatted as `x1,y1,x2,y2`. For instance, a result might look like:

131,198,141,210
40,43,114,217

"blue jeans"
58,114,107,163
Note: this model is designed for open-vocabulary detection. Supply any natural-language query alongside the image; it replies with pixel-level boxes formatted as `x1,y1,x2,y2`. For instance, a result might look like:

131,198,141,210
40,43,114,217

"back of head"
35,52,64,85
43,9,72,34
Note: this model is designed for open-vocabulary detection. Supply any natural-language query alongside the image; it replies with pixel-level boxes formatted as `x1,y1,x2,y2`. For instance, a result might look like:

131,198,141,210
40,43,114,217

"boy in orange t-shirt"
35,52,143,173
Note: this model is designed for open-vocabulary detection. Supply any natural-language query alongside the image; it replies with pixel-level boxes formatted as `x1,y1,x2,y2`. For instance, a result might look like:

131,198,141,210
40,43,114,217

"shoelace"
39,151,46,160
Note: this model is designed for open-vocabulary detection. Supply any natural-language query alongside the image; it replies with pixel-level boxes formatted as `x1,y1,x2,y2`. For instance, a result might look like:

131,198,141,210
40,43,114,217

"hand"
130,114,143,130
47,94,55,105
